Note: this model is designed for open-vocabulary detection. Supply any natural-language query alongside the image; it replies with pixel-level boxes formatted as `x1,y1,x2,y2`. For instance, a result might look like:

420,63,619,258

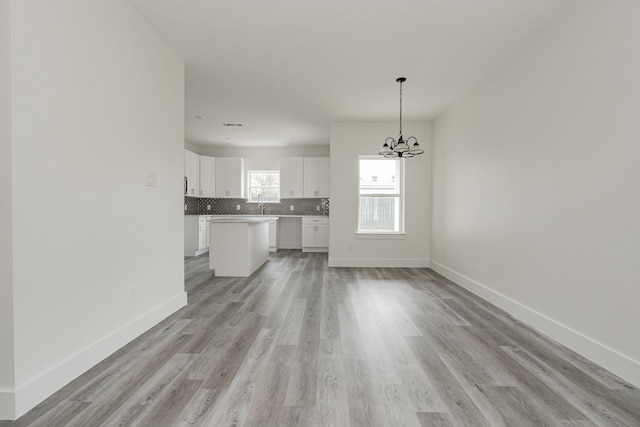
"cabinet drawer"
302,217,329,226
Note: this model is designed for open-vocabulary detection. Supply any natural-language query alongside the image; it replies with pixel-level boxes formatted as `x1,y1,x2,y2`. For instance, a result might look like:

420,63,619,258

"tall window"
247,170,280,202
358,157,404,233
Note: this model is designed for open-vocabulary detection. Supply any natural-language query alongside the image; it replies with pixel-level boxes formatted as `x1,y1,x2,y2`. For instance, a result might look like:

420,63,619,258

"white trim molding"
430,260,640,388
4,292,187,420
329,257,429,268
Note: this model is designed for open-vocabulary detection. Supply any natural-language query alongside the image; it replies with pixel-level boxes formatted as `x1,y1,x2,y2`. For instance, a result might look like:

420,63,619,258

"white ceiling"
128,0,576,148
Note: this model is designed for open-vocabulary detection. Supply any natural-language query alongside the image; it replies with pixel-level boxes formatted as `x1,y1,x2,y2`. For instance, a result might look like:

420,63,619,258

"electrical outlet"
290,205,294,211
316,205,320,211
207,205,211,210
236,205,241,210
184,204,187,211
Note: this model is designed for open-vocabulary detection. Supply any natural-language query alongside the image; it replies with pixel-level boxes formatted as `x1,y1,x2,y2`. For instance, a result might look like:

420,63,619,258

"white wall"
0,0,15,418
431,0,640,386
192,144,330,171
5,0,187,419
329,122,431,267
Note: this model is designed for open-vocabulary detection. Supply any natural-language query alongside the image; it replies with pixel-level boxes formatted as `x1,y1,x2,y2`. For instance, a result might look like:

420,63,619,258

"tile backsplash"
185,197,329,216
184,197,199,215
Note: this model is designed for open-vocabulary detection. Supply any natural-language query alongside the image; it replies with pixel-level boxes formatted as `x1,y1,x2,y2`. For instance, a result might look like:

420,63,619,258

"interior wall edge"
10,292,187,420
430,259,640,388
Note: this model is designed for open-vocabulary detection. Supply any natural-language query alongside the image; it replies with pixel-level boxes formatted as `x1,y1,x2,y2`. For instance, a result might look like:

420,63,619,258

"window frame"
246,170,280,203
357,156,405,235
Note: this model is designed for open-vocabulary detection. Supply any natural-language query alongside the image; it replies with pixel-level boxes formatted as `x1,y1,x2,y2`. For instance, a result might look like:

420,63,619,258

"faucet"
257,194,266,215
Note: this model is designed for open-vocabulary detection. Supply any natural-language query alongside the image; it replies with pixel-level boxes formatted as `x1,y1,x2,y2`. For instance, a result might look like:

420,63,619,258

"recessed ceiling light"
225,137,231,140
194,115,203,119
223,123,243,127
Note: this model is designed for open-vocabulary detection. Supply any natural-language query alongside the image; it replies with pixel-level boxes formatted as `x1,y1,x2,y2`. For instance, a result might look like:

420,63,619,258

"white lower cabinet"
268,219,279,252
302,217,329,252
185,216,210,256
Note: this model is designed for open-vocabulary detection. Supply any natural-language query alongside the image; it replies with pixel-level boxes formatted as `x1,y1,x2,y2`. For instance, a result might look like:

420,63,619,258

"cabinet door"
199,156,215,197
315,224,330,247
303,157,318,198
226,158,244,198
214,158,228,197
215,158,244,198
184,216,199,256
185,150,200,196
198,217,208,250
184,150,189,182
302,224,316,247
303,157,330,198
280,157,304,198
268,221,278,250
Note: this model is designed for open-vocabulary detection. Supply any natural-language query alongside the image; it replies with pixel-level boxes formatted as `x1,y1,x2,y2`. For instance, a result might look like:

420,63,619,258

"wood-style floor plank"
3,250,640,426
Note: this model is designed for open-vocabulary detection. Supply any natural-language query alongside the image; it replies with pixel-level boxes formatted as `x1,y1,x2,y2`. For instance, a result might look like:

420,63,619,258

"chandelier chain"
399,79,403,137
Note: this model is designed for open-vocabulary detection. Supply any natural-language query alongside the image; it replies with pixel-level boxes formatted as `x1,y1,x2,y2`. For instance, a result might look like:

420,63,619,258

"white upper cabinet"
280,157,304,198
303,157,330,198
184,149,200,197
199,156,216,198
215,157,244,198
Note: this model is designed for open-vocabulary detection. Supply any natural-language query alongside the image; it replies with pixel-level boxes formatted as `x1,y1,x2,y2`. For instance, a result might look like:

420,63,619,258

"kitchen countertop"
208,216,276,223
194,214,329,219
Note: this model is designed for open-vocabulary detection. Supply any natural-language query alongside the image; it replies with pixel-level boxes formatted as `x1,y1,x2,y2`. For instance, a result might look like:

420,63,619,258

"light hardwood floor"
3,250,640,426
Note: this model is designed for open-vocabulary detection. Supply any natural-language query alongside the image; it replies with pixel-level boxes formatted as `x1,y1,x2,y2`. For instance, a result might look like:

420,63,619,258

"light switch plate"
145,172,157,187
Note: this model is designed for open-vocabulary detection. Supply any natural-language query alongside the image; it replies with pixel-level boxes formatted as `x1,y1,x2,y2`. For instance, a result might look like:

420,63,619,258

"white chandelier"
378,77,423,158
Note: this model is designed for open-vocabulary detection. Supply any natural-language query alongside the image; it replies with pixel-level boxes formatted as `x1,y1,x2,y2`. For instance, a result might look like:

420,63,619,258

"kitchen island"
208,217,275,277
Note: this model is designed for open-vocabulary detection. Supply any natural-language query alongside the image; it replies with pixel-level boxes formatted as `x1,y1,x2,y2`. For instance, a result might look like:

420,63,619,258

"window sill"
356,232,406,240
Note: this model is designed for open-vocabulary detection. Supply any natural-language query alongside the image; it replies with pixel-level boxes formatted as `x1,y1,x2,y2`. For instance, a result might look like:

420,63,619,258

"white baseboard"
279,241,302,250
429,260,640,388
3,292,187,420
328,257,430,268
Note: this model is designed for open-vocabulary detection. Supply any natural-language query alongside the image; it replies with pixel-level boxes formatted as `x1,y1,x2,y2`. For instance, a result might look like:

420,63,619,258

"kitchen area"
184,149,330,276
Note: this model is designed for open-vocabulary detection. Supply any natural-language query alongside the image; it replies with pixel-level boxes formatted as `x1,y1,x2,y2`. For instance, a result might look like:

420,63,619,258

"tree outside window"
248,170,280,202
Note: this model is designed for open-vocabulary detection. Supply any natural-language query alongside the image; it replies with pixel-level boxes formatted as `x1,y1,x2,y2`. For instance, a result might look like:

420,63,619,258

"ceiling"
128,0,576,148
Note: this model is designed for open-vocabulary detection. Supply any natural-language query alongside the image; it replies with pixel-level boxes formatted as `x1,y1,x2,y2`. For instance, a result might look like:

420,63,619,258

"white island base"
208,218,270,277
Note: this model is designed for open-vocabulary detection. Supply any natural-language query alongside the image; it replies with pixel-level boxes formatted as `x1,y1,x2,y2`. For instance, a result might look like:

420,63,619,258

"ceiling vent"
223,123,243,127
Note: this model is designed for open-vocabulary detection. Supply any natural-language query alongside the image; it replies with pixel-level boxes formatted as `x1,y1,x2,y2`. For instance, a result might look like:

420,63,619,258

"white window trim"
247,170,280,203
356,232,407,239
357,156,405,234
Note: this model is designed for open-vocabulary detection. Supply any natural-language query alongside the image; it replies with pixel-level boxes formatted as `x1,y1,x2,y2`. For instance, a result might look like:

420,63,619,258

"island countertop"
207,216,278,224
